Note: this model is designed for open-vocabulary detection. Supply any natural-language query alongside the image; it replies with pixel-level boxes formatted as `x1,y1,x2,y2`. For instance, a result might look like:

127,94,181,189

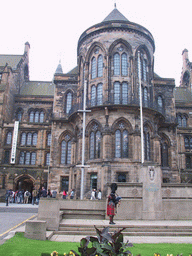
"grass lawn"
0,233,192,256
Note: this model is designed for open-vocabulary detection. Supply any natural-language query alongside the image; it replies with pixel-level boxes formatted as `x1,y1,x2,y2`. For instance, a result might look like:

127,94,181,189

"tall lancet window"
61,134,72,164
89,124,101,159
97,55,103,77
121,53,128,76
66,92,72,114
115,122,129,158
91,57,96,79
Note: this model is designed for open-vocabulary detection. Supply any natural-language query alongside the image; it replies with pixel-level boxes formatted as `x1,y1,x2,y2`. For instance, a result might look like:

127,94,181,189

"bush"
44,226,133,256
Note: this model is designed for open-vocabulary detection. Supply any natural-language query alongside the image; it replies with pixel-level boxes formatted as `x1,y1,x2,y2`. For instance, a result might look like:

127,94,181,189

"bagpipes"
110,183,122,206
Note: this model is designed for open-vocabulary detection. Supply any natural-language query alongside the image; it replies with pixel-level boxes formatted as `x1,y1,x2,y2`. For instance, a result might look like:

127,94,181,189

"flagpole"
138,51,144,164
77,79,91,200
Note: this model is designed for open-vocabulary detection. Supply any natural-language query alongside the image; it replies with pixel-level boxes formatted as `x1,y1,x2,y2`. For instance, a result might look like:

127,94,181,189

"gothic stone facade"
0,8,191,199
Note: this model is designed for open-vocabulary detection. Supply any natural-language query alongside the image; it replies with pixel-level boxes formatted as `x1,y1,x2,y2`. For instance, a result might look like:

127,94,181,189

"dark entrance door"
15,175,34,193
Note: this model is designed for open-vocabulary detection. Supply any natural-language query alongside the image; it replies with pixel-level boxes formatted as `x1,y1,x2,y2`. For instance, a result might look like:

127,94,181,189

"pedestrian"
70,189,75,199
47,189,52,198
5,190,9,206
90,189,96,200
32,188,38,205
62,190,67,199
24,190,30,204
41,187,47,197
52,190,57,198
97,189,102,200
107,183,121,225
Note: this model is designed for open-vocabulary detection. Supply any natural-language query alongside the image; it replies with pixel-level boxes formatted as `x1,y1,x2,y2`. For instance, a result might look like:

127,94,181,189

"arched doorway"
15,175,34,193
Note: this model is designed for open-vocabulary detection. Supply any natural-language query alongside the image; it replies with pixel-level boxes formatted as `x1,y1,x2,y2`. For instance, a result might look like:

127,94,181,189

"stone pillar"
142,165,164,220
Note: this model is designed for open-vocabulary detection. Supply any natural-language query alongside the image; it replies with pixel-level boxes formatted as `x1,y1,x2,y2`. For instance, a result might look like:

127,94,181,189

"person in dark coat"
107,183,121,224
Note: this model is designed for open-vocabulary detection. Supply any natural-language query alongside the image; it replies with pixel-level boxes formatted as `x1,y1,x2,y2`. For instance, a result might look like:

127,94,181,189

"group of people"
5,187,58,206
90,189,102,200
62,189,75,199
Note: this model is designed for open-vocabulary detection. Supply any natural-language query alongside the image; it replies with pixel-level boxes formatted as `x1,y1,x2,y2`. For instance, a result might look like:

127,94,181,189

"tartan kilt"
107,201,115,216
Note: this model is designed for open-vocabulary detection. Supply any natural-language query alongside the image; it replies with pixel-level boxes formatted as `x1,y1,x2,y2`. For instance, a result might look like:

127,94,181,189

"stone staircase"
49,208,192,241
53,222,192,237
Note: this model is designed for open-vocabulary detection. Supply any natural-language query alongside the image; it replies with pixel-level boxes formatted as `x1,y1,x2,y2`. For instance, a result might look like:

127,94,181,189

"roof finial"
114,0,117,8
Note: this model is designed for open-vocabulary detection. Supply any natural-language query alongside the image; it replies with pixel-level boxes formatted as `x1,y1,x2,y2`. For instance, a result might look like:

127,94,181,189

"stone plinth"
25,220,46,240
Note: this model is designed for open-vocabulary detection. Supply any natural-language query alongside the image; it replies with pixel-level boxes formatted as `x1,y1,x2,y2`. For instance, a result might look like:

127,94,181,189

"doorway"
15,175,34,193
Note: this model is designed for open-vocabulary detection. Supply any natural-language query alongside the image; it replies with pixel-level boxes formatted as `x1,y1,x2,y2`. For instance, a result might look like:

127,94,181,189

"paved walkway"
0,203,192,244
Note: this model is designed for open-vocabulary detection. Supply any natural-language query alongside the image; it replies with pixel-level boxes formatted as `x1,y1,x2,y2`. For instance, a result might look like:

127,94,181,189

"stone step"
54,230,192,237
62,210,105,220
58,226,192,233
59,223,192,230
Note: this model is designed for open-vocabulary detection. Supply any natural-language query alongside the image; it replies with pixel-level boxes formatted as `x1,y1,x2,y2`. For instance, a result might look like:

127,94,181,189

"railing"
52,96,170,120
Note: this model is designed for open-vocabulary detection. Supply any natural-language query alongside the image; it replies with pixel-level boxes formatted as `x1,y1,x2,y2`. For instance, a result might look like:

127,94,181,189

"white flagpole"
138,51,144,164
77,79,91,200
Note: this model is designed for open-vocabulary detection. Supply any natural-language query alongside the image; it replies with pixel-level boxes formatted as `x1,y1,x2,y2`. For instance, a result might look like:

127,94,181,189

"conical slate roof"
103,7,129,22
55,62,63,74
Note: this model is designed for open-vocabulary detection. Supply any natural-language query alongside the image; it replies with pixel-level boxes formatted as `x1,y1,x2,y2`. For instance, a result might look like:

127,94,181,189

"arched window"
122,130,128,158
114,82,120,104
114,53,120,75
97,55,103,77
97,83,103,105
115,129,129,158
66,92,72,114
90,129,101,159
177,114,182,127
39,111,44,123
20,133,26,146
34,111,39,123
32,133,37,146
161,142,169,167
144,128,150,161
61,135,72,164
17,110,23,122
91,57,96,79
137,51,148,82
47,133,51,146
157,95,163,112
122,82,128,104
90,132,95,159
6,132,12,145
29,111,34,122
143,87,148,107
91,86,96,106
27,133,32,145
183,115,187,127
121,53,128,76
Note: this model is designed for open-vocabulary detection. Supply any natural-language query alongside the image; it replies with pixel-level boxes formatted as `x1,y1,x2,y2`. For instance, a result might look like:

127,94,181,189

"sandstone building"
0,7,191,200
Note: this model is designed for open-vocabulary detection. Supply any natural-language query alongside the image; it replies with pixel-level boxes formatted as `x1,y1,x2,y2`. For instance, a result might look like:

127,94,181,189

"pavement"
0,203,192,244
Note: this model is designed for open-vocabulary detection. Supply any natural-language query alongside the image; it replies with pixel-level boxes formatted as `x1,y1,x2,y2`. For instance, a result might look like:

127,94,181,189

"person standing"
97,190,102,200
32,188,38,205
62,190,67,199
107,183,121,225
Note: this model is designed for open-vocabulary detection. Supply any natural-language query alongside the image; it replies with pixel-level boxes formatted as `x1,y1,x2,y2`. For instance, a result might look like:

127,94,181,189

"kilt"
107,201,115,216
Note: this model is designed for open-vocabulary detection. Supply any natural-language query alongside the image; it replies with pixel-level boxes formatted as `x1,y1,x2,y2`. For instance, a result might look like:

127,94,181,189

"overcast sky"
1,0,192,86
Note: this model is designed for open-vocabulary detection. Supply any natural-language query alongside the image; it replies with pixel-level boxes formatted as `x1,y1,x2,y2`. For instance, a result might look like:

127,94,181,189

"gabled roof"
0,55,23,70
103,7,129,22
20,81,54,96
